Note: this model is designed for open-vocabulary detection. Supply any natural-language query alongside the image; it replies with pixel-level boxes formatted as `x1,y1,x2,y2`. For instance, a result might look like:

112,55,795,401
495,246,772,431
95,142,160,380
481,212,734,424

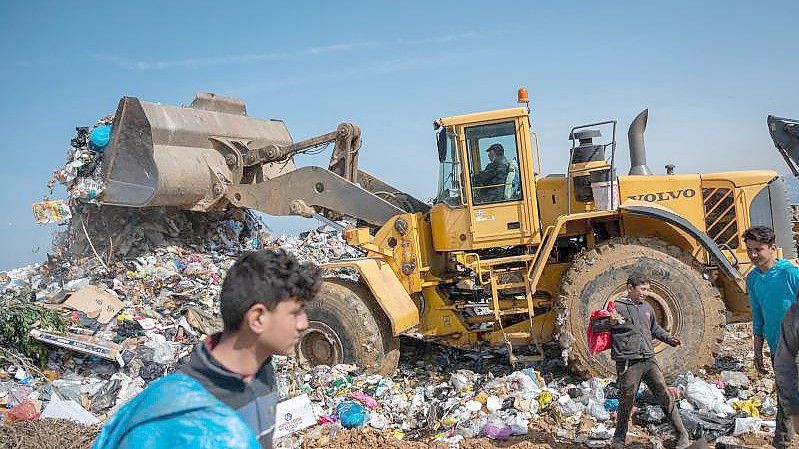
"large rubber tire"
297,279,399,374
556,236,725,380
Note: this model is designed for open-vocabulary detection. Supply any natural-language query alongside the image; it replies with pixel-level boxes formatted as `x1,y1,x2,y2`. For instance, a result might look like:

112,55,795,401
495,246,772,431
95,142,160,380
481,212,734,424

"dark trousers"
772,356,794,448
614,358,678,442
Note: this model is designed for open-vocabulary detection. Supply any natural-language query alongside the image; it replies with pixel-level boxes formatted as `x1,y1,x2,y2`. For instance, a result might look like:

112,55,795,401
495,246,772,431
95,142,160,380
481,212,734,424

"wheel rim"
606,280,681,353
297,321,345,366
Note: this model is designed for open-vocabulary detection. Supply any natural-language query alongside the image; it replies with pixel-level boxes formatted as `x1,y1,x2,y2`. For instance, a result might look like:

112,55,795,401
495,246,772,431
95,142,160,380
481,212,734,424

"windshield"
465,121,522,205
436,129,463,207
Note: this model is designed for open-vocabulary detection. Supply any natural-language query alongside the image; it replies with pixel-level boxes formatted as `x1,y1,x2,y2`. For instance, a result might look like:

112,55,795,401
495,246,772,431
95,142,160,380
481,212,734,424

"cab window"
465,121,522,205
436,130,463,207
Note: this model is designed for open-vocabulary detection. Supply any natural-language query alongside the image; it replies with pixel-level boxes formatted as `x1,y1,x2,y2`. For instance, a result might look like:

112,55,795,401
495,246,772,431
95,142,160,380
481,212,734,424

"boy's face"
627,282,650,302
246,298,309,356
745,239,777,270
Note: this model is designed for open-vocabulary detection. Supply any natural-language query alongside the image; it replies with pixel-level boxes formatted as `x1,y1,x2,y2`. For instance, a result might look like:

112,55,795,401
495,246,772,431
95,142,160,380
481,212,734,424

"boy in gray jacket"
606,271,690,449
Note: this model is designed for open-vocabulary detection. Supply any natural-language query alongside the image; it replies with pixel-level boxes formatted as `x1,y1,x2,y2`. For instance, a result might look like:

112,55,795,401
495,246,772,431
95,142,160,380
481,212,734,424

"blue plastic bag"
92,374,260,449
89,125,112,152
336,400,366,428
604,398,620,412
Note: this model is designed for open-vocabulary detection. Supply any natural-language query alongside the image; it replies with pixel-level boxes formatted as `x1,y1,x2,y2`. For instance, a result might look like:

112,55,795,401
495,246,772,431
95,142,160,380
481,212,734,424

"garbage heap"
0,120,786,449
1,120,360,444
265,332,782,449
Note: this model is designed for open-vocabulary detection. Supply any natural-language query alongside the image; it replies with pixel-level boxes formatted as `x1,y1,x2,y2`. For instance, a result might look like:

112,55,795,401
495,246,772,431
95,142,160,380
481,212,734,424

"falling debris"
32,200,72,224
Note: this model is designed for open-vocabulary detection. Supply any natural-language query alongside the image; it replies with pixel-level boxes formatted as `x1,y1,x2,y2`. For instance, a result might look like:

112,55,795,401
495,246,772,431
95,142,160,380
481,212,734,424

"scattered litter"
274,394,317,439
41,395,101,425
33,200,72,224
721,370,750,388
733,416,775,436
336,400,367,428
62,285,124,324
30,329,124,365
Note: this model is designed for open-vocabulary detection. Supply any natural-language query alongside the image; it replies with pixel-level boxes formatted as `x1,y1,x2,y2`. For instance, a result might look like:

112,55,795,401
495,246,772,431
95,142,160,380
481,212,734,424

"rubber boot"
668,405,691,449
610,438,625,449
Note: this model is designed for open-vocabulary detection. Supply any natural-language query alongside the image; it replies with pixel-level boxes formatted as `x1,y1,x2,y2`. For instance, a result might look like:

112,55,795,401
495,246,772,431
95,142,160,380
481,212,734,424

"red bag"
587,301,617,355
7,400,39,422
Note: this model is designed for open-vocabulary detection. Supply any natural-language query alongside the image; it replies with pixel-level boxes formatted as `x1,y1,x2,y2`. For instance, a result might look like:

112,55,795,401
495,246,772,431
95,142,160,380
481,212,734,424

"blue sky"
1,1,797,270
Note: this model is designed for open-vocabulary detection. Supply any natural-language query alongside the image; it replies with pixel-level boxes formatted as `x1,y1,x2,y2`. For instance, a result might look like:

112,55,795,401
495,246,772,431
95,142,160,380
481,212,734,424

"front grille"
703,187,739,249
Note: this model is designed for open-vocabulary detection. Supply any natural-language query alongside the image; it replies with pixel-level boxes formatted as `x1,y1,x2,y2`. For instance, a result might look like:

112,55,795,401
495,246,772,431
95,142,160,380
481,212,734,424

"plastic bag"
483,421,512,440
732,399,761,417
509,414,530,435
683,376,734,415
556,395,583,416
587,301,617,355
634,405,666,424
336,400,366,428
680,409,735,441
486,395,502,413
7,400,39,422
350,392,378,409
733,417,764,436
89,125,112,152
91,379,122,413
588,399,610,421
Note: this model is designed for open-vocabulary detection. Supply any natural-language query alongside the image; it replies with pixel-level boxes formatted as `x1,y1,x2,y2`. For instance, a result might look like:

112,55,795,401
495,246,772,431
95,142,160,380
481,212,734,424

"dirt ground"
0,419,100,449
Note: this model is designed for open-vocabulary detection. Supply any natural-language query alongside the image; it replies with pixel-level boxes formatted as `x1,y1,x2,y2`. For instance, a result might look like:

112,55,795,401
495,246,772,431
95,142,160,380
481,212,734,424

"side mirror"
436,128,447,162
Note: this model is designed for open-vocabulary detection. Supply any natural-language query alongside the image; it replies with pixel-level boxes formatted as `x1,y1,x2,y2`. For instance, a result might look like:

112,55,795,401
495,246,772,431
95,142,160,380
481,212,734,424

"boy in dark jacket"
181,249,321,448
608,271,690,449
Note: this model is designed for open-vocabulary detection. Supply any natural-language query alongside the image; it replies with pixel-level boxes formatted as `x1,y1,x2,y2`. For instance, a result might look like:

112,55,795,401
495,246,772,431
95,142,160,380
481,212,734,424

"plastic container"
591,180,619,210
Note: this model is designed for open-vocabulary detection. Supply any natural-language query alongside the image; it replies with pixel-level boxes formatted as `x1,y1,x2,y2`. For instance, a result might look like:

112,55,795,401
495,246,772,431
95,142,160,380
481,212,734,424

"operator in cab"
473,143,509,202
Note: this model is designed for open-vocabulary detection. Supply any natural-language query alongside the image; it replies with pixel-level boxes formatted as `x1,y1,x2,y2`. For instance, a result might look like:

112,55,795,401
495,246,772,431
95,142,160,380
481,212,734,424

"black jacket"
776,301,799,414
608,297,674,361
473,155,509,202
181,334,279,448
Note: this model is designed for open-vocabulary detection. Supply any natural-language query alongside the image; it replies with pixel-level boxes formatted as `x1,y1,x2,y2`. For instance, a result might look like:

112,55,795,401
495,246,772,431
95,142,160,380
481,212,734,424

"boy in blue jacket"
745,225,799,448
93,249,321,449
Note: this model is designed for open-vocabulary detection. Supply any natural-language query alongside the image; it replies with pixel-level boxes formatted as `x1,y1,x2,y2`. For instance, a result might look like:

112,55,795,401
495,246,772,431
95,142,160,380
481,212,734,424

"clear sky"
1,1,797,270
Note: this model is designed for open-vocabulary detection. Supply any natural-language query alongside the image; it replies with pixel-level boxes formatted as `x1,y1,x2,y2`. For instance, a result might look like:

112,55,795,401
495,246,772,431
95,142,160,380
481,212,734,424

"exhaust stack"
628,109,653,175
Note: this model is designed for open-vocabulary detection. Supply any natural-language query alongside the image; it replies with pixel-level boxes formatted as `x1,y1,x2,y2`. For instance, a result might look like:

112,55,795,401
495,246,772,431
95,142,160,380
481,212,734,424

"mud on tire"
556,236,725,380
298,279,399,374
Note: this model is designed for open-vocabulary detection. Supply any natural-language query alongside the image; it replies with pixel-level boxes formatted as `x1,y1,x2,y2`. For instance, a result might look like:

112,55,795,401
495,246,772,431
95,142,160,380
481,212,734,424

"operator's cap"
486,143,504,154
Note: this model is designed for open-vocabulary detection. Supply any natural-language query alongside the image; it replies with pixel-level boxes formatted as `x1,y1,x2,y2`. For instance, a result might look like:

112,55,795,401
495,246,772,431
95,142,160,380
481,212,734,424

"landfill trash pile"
263,323,781,449
1,116,364,447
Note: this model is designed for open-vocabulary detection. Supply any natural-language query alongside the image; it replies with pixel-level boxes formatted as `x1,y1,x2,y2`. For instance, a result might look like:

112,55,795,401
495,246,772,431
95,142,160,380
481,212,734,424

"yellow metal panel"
618,175,705,226
700,170,777,187
438,107,528,127
321,258,419,335
419,285,473,347
470,201,529,241
430,203,472,251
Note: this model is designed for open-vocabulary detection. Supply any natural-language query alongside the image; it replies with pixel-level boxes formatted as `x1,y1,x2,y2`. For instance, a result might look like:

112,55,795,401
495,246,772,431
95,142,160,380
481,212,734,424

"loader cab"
430,108,541,251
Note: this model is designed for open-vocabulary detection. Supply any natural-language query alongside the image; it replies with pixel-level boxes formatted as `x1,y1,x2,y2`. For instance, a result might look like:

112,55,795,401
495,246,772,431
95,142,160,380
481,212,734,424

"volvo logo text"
627,189,696,202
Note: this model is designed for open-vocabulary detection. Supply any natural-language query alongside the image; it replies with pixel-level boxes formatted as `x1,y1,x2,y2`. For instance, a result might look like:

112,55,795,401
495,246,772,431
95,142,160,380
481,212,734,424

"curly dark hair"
743,225,775,246
626,270,650,288
220,249,322,332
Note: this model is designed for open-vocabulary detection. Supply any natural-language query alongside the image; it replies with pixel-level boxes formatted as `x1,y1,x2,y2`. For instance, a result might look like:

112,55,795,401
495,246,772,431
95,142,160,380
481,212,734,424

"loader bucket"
100,93,295,210
768,115,799,176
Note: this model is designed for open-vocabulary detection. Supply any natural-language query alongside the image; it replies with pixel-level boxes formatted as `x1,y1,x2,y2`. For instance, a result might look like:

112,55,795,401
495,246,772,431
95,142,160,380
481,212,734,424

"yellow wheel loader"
97,91,798,379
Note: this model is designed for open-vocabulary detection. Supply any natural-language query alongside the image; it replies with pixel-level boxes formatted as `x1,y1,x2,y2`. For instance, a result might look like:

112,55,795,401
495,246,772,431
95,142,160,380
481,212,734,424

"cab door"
460,118,539,246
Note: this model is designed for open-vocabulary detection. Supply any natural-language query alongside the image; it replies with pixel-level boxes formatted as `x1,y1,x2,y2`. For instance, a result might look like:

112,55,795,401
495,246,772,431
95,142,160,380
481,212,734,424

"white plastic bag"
587,399,610,421
683,377,734,415
733,417,763,436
